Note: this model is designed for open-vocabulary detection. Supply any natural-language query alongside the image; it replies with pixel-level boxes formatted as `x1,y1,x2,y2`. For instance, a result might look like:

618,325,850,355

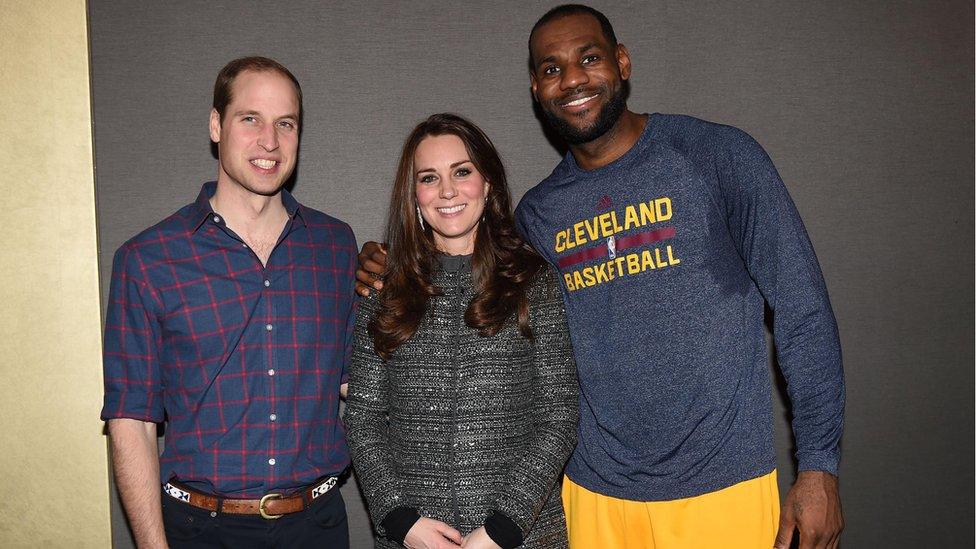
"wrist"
381,506,420,544
484,510,523,549
797,470,838,482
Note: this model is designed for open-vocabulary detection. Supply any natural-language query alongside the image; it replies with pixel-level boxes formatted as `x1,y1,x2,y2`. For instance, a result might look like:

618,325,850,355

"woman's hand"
460,527,502,549
403,517,463,549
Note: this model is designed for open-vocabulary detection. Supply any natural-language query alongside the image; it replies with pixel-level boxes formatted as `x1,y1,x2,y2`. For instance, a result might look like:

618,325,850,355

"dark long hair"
370,113,545,360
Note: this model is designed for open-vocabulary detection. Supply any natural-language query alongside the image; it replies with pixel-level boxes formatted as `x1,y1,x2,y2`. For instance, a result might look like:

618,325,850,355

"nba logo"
607,236,616,259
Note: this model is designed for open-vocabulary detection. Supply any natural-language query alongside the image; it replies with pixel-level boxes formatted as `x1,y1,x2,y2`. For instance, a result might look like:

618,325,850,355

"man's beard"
543,84,627,145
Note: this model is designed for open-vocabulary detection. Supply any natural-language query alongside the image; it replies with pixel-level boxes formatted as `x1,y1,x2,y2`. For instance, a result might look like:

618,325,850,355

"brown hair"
370,113,545,360
212,56,302,122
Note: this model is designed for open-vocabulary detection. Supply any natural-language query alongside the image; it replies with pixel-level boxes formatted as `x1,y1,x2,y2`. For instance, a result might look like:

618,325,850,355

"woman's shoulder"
356,288,384,320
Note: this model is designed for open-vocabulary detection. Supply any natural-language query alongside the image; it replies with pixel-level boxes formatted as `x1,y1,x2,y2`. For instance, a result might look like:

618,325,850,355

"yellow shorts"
562,470,780,549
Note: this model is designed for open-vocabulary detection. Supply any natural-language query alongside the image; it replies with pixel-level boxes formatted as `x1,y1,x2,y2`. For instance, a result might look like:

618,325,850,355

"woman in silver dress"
345,113,578,549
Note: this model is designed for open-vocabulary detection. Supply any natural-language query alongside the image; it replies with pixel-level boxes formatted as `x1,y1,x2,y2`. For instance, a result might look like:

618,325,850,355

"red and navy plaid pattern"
102,182,357,497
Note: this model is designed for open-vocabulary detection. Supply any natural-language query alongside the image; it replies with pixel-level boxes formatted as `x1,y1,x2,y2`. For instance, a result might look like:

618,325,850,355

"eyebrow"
232,110,299,121
577,43,599,54
415,160,471,175
535,43,600,69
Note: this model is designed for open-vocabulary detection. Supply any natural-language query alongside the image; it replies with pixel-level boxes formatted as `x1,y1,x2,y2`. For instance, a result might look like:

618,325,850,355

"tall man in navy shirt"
102,57,357,548
357,5,844,549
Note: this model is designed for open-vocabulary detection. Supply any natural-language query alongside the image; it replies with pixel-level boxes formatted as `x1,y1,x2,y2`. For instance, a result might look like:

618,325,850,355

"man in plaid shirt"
101,57,357,548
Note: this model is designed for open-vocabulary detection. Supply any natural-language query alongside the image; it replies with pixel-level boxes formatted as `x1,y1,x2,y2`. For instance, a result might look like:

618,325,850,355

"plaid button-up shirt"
101,182,357,497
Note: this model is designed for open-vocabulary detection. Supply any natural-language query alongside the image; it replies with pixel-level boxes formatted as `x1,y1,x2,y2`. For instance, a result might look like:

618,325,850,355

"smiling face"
209,69,300,197
529,13,631,145
414,134,490,255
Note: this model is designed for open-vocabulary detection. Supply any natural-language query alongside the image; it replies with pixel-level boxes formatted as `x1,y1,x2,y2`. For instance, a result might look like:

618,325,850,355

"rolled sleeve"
101,244,164,423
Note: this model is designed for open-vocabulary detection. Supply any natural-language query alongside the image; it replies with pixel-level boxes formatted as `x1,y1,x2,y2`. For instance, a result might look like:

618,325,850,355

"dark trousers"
161,486,349,548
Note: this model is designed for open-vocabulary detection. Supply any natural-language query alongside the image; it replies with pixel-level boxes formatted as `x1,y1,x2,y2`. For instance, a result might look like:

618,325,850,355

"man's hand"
460,527,501,549
355,241,387,297
774,471,844,549
403,517,463,549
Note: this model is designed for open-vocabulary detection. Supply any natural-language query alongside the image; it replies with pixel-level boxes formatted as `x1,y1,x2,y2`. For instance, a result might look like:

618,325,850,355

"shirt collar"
190,181,307,232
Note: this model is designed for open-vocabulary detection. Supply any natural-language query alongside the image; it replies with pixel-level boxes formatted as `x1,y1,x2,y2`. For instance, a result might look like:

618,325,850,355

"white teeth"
564,94,597,107
437,204,466,214
251,159,276,169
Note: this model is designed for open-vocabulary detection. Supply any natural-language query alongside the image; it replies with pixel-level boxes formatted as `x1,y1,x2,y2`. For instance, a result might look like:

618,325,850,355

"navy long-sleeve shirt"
515,113,844,501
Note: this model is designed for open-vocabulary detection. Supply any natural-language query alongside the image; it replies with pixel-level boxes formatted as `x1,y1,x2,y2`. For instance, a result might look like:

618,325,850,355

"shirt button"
265,324,273,331
269,413,277,422
213,215,221,223
267,369,275,376
268,458,276,466
264,279,271,287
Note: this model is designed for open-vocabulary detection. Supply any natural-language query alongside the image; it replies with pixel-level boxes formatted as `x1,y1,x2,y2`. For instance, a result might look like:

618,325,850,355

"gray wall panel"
89,1,974,547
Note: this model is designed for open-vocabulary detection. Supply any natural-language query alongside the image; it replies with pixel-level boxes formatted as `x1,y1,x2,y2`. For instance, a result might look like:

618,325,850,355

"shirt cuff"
485,510,524,549
797,449,840,476
380,506,420,544
100,395,164,423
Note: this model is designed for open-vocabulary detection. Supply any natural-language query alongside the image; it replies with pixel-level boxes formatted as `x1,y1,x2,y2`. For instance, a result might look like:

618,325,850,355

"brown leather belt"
163,477,338,519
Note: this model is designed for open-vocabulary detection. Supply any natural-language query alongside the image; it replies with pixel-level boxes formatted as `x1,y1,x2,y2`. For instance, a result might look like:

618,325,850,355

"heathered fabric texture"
345,259,578,548
515,113,844,502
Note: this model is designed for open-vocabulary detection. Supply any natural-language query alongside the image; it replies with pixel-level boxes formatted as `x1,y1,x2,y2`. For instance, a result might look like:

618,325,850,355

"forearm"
108,418,167,549
773,263,844,472
344,401,410,528
784,339,844,473
493,401,578,531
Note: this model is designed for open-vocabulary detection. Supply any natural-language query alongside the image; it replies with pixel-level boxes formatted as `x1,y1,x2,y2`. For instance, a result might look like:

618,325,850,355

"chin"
242,180,287,196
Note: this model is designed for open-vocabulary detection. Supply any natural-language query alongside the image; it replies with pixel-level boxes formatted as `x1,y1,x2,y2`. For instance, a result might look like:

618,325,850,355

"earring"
416,206,425,230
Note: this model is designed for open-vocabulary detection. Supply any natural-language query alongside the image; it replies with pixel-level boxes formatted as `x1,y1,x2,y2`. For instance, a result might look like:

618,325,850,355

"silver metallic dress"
345,256,578,548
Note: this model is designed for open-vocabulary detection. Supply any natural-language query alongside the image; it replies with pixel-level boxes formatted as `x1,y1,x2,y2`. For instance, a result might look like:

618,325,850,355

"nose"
258,123,279,152
560,63,589,91
439,178,457,200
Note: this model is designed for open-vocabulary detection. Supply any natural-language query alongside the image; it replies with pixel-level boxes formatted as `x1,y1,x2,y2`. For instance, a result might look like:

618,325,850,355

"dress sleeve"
717,127,845,474
100,244,165,423
343,293,416,537
491,267,579,537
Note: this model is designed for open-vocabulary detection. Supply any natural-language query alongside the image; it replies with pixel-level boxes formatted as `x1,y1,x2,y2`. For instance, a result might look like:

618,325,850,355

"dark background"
89,1,974,547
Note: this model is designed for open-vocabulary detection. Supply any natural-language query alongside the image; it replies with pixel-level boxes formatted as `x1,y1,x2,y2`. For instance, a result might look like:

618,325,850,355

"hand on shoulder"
355,241,387,297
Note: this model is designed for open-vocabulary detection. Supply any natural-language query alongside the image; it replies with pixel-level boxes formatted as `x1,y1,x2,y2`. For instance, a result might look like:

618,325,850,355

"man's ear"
616,43,632,81
529,71,540,103
209,108,222,143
